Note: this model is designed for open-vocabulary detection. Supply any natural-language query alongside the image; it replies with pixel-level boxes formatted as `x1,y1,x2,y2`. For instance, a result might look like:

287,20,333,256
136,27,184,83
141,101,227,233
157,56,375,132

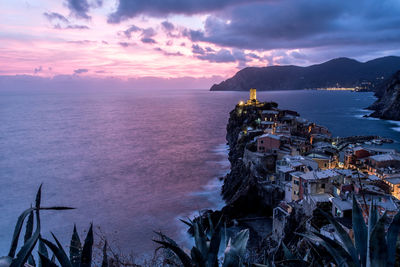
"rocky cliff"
368,70,400,121
210,56,400,91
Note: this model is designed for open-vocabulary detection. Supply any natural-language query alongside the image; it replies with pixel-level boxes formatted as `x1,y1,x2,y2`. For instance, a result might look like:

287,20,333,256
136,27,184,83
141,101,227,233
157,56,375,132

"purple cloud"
34,66,43,74
123,25,141,38
183,0,400,56
74,68,89,74
161,21,174,32
141,38,156,44
65,0,91,19
107,0,264,23
43,12,69,23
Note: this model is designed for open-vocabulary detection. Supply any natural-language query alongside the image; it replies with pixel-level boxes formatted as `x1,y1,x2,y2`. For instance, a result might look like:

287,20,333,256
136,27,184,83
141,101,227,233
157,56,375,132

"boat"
364,141,372,145
372,139,383,145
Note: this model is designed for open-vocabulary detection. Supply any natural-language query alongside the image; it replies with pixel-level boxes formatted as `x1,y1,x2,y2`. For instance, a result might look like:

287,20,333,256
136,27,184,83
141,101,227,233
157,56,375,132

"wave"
176,143,229,249
354,114,379,120
387,120,400,132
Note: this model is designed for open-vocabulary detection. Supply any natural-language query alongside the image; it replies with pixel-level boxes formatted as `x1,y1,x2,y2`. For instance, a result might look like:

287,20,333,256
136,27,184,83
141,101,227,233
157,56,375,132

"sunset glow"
1,0,400,87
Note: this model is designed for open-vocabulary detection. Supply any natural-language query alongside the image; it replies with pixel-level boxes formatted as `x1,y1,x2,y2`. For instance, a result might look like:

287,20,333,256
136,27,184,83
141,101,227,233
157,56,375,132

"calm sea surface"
1,89,400,257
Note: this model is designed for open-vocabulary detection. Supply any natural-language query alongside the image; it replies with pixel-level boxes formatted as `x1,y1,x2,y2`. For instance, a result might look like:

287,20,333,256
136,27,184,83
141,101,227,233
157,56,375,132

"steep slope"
210,56,400,91
368,70,400,120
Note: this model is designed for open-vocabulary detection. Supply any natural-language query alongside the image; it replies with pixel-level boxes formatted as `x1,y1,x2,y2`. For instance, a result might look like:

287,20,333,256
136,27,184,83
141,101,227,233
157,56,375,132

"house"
365,153,400,175
290,169,340,201
331,197,352,218
290,171,306,201
310,124,332,137
300,169,340,197
344,146,370,168
257,134,281,153
261,110,279,122
384,176,400,200
304,193,332,216
260,121,276,132
306,151,337,169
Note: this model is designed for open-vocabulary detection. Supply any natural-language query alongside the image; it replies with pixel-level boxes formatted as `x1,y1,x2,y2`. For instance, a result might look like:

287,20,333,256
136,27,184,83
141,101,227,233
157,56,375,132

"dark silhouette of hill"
210,56,400,91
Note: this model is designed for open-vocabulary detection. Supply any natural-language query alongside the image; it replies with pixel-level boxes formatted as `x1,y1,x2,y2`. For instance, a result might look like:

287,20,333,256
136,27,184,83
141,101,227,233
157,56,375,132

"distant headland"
210,56,400,92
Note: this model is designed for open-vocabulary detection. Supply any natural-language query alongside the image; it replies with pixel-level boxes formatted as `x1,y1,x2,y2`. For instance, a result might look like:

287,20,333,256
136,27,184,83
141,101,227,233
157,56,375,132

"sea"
1,88,400,259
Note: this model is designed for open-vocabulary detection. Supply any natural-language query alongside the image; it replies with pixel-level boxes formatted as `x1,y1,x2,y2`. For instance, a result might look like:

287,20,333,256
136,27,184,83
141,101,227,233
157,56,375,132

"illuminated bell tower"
250,88,257,101
246,88,258,105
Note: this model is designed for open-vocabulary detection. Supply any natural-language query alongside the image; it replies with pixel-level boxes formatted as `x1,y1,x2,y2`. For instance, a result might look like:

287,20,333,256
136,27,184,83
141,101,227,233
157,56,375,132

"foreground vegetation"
1,186,400,267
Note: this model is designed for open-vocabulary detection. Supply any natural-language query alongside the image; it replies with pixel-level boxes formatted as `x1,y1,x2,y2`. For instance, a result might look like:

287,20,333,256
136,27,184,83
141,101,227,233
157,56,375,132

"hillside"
368,70,400,120
210,56,400,91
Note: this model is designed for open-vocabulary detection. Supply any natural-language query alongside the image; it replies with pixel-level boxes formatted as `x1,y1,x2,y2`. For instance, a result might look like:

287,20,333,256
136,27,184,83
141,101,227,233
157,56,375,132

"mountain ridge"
210,56,400,91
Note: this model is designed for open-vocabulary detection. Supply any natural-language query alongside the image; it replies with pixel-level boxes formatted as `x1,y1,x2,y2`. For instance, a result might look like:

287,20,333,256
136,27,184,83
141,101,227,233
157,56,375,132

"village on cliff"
232,89,400,244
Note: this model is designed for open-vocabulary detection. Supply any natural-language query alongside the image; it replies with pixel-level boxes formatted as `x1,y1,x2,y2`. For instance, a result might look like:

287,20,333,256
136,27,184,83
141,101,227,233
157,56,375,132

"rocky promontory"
222,101,284,213
368,70,400,120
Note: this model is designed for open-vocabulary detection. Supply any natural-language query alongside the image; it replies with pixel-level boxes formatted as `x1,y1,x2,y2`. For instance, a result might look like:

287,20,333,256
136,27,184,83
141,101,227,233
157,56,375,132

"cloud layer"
184,0,400,52
107,0,263,23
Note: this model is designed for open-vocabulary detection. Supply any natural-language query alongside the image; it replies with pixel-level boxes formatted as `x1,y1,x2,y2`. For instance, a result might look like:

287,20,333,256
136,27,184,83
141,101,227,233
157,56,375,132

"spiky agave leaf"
369,212,388,267
10,185,42,267
297,232,355,267
38,252,57,267
8,208,38,258
190,247,205,266
180,218,193,228
24,209,36,266
193,221,208,260
153,232,193,267
207,214,215,238
24,210,34,243
38,238,49,267
8,202,73,259
387,211,400,267
70,225,81,267
317,209,359,266
206,224,221,266
352,195,367,267
367,201,379,267
222,229,249,267
40,236,72,267
80,224,93,267
101,240,108,267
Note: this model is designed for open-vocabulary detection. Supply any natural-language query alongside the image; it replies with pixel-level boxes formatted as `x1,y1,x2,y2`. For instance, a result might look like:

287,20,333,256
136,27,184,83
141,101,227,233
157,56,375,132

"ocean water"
0,88,399,258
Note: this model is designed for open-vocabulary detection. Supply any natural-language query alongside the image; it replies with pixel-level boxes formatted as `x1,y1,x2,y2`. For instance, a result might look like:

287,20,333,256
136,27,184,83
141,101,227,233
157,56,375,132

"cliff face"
221,103,284,217
369,70,400,121
210,56,400,91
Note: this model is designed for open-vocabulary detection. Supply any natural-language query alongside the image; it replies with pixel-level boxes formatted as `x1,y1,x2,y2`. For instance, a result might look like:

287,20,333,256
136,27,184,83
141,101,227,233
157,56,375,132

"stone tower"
250,88,257,101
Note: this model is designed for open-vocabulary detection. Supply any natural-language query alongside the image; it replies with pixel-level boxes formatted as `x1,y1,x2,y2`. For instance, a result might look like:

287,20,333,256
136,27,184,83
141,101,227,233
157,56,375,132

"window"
321,183,325,189
260,140,264,144
294,180,299,185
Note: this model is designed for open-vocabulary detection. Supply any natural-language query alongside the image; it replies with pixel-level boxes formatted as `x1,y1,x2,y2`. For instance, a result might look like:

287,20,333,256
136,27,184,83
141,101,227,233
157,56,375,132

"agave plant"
0,185,108,267
153,216,249,267
299,195,400,267
0,185,74,267
38,224,99,267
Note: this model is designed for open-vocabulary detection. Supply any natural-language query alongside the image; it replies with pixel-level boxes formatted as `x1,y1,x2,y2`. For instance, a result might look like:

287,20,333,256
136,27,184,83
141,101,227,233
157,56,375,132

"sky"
1,0,400,88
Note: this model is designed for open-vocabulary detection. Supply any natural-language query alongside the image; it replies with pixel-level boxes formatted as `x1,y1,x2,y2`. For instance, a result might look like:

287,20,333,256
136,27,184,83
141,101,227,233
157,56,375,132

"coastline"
188,93,400,262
